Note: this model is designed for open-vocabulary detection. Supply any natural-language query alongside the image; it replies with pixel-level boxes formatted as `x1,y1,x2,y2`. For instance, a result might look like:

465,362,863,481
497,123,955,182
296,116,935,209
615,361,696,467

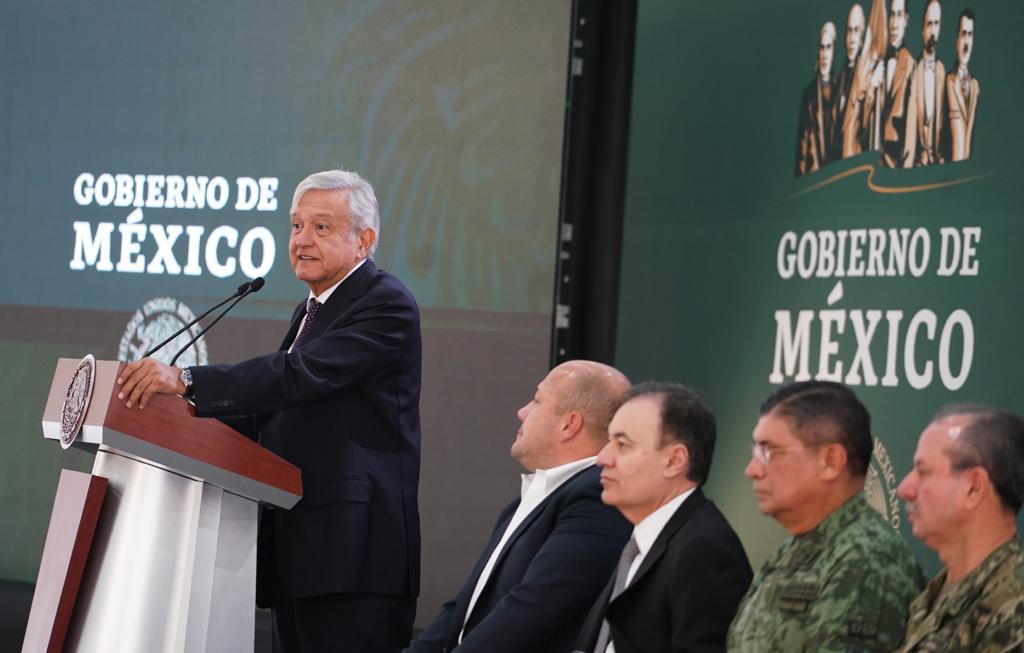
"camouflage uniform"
727,494,924,652
896,536,1024,653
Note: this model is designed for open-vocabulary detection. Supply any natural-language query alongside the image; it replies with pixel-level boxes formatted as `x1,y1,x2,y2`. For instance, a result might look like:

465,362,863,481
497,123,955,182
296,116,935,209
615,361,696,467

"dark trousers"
271,592,416,653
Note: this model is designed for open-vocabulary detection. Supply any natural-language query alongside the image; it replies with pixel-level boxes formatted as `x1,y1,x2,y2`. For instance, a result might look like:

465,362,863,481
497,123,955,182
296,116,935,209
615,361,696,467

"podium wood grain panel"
104,363,302,497
22,470,107,653
34,358,298,651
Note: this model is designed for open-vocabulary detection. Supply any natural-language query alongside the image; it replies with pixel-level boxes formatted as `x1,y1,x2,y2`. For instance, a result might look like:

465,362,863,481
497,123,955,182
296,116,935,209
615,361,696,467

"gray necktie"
291,298,321,350
594,536,641,652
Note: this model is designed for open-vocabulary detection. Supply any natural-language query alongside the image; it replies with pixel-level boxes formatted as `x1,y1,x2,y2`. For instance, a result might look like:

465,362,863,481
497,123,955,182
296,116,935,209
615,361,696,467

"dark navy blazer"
190,259,422,604
574,489,753,653
407,464,631,653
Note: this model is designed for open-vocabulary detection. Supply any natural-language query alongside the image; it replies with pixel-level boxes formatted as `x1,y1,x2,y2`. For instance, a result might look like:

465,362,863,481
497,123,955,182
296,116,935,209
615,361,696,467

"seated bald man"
406,360,632,653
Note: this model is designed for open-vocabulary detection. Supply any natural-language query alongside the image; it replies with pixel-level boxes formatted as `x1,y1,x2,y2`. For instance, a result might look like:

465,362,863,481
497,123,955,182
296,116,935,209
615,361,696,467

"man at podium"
115,169,423,653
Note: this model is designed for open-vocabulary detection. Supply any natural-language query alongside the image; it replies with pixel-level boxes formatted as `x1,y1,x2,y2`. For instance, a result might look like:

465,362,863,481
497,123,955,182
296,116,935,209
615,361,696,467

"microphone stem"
169,291,249,366
144,291,242,358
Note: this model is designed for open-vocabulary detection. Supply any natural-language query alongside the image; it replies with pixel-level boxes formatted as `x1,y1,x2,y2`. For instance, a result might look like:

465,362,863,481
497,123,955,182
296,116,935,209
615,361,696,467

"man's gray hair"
934,403,1024,514
291,169,380,257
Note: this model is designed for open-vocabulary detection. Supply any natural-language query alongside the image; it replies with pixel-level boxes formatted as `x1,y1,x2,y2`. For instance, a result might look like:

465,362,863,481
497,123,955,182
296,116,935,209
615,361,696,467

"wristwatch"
179,367,194,399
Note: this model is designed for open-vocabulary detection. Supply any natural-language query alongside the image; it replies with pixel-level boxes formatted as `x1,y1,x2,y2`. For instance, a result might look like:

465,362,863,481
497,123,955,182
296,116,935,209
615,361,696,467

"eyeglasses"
750,442,801,464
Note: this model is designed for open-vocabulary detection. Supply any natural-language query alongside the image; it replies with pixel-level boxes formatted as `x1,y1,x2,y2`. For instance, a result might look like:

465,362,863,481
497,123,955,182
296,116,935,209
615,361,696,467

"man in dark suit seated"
115,169,421,653
575,382,752,653
406,360,633,653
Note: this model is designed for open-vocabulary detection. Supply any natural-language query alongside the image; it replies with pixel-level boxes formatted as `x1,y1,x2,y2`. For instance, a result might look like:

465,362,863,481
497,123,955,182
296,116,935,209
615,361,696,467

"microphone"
144,280,252,358
169,277,265,366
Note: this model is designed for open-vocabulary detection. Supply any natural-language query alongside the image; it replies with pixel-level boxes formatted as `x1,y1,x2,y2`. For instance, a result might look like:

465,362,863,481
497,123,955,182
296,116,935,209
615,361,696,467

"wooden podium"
24,359,302,653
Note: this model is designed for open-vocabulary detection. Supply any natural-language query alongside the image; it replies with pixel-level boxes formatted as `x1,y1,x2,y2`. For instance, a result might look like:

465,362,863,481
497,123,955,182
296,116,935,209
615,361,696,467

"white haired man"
117,169,422,652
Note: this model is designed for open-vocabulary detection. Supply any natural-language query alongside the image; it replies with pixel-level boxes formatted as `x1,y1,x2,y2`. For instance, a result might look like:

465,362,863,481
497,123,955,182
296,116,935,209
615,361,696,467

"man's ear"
665,443,690,479
819,443,848,481
560,411,584,442
358,228,377,257
962,466,992,510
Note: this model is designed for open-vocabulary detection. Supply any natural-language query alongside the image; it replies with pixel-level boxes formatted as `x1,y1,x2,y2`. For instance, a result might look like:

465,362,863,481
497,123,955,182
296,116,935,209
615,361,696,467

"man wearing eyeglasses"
727,381,924,652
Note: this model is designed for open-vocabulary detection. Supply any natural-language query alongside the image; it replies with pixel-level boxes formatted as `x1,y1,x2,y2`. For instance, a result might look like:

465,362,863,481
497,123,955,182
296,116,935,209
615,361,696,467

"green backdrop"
617,0,1023,574
0,4,570,627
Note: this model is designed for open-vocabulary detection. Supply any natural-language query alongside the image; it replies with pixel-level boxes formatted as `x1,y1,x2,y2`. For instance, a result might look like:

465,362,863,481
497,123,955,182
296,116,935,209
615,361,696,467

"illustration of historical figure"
905,0,946,167
875,0,917,166
793,2,983,178
796,22,836,176
945,8,978,162
839,0,890,159
829,4,865,161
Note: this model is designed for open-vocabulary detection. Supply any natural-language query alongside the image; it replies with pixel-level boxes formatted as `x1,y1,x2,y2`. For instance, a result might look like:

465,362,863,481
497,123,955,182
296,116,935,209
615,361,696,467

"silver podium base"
65,450,257,652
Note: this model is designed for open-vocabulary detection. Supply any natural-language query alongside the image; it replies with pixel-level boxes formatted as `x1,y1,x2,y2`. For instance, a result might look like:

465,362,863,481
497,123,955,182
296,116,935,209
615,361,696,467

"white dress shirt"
923,54,936,126
288,258,366,352
605,486,696,653
459,456,598,643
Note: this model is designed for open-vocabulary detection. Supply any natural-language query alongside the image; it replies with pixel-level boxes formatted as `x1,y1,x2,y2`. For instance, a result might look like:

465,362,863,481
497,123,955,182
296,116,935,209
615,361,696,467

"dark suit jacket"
795,74,834,176
407,465,631,653
189,259,422,604
881,47,916,168
574,489,752,653
828,63,857,161
945,71,979,161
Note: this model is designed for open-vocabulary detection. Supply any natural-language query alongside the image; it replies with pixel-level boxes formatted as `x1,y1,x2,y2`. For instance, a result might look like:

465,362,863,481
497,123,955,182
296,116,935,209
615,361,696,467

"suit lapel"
279,259,379,351
278,301,307,351
457,465,597,638
914,60,944,148
951,79,968,121
447,499,519,641
899,53,910,92
966,80,978,154
583,572,618,648
934,63,945,145
815,80,826,161
325,259,377,309
487,466,596,582
468,502,519,589
315,259,377,332
616,489,707,596
917,63,933,142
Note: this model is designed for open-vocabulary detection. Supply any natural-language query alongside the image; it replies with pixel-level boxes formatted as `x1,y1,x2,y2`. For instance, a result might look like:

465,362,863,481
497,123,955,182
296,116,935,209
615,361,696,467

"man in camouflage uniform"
895,405,1024,652
727,381,924,651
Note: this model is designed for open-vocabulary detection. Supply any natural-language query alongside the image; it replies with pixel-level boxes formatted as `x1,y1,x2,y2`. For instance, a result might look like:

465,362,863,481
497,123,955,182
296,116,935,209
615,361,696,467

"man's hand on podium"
117,358,187,409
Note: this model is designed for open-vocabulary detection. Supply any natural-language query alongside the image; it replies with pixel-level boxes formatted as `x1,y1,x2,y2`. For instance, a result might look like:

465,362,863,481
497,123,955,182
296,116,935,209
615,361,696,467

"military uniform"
727,494,924,652
896,536,1024,653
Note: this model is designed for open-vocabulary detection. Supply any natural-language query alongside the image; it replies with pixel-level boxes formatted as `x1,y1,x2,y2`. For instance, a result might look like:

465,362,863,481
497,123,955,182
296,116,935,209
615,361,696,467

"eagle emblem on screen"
118,297,210,367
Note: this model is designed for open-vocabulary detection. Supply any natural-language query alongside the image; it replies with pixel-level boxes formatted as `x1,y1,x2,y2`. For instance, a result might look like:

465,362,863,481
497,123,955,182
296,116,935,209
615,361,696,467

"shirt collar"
632,486,697,558
794,492,869,546
520,456,596,500
926,536,1023,615
307,258,367,305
